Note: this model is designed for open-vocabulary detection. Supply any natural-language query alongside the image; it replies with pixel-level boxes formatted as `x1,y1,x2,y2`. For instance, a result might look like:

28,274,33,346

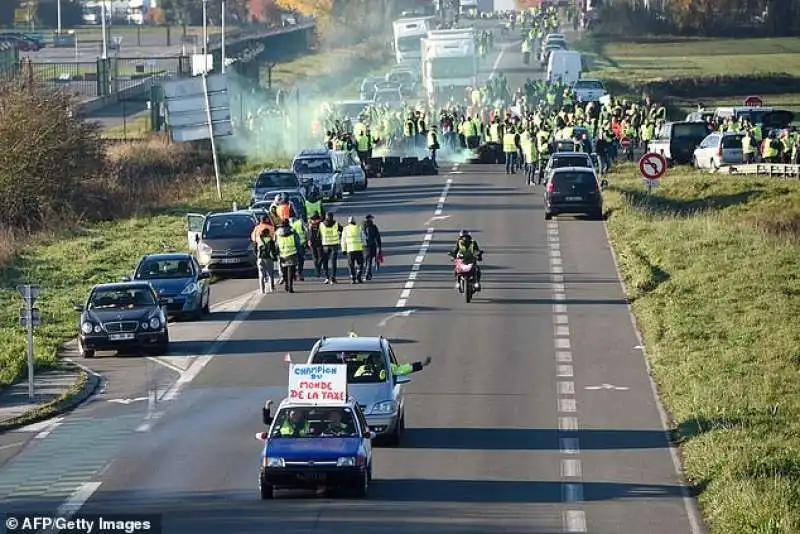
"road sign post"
638,152,667,194
17,284,40,401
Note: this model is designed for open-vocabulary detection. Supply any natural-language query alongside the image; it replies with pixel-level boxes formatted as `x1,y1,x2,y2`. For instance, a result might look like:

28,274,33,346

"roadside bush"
0,78,105,231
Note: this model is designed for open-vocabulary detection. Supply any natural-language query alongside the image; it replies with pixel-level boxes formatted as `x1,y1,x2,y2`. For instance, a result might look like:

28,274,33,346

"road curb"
0,362,102,433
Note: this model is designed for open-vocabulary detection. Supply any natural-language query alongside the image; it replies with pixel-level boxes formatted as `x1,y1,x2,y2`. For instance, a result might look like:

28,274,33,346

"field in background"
603,166,800,533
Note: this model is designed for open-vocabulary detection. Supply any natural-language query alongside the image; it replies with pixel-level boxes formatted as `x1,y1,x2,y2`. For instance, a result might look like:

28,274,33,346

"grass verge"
603,165,800,533
101,114,151,139
577,35,800,102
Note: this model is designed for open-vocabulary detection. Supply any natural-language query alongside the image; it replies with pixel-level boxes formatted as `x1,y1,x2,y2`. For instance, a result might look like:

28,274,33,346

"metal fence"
28,60,101,99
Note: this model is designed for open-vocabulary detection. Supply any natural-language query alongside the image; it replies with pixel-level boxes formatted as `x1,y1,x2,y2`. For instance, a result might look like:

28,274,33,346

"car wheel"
79,339,94,359
386,418,402,447
149,331,169,356
544,212,552,220
259,474,274,500
693,156,699,169
367,462,373,482
202,296,210,315
352,469,369,498
363,178,369,189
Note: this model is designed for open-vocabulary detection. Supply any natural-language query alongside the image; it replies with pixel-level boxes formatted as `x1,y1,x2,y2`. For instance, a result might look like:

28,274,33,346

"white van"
547,50,582,85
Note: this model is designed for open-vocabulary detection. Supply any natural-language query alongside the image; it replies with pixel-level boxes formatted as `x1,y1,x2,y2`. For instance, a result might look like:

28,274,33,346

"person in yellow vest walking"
275,219,303,293
341,216,367,284
503,126,518,174
320,212,343,284
289,215,307,282
427,126,440,170
356,128,373,167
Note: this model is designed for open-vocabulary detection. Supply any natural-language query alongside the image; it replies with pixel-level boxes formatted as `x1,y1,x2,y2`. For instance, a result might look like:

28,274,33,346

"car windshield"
388,71,414,84
203,215,253,239
673,123,710,139
397,35,422,52
294,158,333,174
255,172,298,190
722,135,744,149
270,406,358,438
312,351,388,383
552,172,597,193
552,156,591,168
135,259,194,280
89,288,155,309
574,80,603,90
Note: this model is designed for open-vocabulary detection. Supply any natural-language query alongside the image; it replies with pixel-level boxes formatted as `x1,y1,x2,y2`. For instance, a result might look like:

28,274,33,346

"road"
0,30,704,534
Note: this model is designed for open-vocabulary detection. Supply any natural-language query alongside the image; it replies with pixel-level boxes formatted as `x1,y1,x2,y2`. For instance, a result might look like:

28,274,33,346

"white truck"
392,17,435,64
420,28,477,105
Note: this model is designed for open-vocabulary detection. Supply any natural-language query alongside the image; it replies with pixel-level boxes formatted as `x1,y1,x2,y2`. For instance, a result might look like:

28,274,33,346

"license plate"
566,196,583,201
166,298,174,304
220,258,241,264
297,473,325,482
109,333,134,341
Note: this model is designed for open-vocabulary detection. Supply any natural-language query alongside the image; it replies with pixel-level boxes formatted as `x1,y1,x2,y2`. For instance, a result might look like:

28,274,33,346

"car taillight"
546,182,555,193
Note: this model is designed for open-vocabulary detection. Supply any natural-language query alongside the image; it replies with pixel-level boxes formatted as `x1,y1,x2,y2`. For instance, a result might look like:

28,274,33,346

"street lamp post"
202,0,208,58
100,1,108,59
221,0,226,74
57,0,62,34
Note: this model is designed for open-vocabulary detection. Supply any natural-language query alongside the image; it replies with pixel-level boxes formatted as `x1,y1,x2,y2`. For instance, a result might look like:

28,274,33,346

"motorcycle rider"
448,230,483,291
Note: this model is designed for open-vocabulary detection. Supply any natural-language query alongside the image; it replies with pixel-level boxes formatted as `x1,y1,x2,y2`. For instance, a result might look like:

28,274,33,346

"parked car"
647,121,712,165
693,132,744,170
74,281,169,358
251,169,303,205
186,210,259,277
292,149,345,201
125,253,211,320
544,167,607,220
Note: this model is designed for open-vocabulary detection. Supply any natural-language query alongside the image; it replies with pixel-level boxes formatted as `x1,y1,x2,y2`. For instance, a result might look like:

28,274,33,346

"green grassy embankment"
603,165,800,533
577,35,800,114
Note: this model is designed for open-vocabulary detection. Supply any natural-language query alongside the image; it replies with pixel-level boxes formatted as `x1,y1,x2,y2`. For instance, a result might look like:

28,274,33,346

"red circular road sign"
639,152,667,180
620,136,632,148
744,96,763,107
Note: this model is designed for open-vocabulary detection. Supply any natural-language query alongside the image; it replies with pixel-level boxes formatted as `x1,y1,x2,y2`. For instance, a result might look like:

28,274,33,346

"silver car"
693,132,744,170
291,149,344,201
307,336,409,445
333,150,367,192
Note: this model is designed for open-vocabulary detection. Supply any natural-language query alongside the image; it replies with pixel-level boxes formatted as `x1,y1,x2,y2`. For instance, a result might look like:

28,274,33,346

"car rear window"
312,351,387,383
673,123,710,139
552,156,591,168
256,172,298,190
293,158,333,174
574,80,603,90
552,172,597,193
721,135,743,149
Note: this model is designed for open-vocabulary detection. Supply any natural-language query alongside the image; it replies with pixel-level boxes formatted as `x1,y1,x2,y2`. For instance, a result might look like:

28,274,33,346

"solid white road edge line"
602,221,707,534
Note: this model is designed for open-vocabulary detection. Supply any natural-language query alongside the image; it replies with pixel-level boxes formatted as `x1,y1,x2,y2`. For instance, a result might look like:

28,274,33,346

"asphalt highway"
0,29,704,534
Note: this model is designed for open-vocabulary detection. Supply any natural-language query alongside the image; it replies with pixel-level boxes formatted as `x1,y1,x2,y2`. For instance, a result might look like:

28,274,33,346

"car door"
187,213,205,251
386,342,407,411
354,405,372,460
347,154,365,188
336,154,355,190
696,135,715,168
191,257,209,304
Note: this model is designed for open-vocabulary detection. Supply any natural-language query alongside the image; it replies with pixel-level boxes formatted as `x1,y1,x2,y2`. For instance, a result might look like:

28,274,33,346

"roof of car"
207,210,257,219
140,252,193,262
295,148,332,158
552,151,590,157
277,396,359,410
551,166,596,173
315,336,384,353
91,281,152,291
258,168,295,174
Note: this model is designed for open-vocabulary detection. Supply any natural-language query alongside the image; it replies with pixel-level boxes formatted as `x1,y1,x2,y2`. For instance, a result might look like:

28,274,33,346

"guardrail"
723,163,800,178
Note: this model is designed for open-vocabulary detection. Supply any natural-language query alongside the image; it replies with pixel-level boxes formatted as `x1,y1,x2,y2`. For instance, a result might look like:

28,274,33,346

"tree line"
593,0,798,37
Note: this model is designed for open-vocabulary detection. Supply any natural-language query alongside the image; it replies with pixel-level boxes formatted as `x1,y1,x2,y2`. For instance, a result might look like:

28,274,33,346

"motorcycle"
450,252,482,303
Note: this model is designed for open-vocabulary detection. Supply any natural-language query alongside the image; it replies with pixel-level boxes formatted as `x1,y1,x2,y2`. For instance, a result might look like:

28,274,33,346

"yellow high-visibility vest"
321,224,339,246
344,225,363,252
503,132,516,153
277,234,297,258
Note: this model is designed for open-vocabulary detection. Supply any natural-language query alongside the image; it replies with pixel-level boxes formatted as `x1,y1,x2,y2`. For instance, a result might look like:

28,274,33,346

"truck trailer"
420,28,477,105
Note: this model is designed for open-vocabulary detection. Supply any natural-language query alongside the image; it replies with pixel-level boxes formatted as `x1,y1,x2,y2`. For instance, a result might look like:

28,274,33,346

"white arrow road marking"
424,214,451,225
107,397,148,404
377,309,418,327
11,416,65,433
584,384,630,391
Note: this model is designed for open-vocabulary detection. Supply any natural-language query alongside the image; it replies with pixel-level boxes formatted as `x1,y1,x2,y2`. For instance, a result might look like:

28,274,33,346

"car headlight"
266,457,285,468
81,322,94,334
181,282,200,295
370,400,397,415
337,457,356,467
149,317,161,329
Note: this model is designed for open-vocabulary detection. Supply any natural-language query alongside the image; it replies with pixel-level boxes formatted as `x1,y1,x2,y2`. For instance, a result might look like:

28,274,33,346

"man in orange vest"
251,215,274,245
275,194,295,223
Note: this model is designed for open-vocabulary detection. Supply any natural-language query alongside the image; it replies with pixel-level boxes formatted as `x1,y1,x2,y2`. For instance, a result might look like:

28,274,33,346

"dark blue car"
125,253,211,320
256,398,373,499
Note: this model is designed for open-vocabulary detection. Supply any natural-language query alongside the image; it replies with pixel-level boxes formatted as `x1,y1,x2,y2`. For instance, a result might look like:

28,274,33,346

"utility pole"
221,0,226,74
17,285,41,401
101,1,108,59
57,0,62,34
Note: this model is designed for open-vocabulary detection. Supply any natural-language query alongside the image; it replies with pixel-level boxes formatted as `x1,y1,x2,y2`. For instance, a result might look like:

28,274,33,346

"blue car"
125,253,211,320
256,398,373,499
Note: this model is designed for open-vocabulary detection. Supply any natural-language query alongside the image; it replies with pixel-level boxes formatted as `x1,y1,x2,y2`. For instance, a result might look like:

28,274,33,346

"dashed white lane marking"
395,169,457,308
548,220,586,534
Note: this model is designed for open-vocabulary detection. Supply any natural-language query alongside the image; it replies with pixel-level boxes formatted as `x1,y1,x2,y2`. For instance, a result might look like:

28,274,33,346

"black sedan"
74,282,169,358
125,253,211,320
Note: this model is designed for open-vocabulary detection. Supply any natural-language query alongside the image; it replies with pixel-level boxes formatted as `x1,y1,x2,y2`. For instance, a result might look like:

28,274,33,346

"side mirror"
198,270,211,280
194,234,200,243
254,432,268,440
158,298,170,306
120,275,131,282
363,431,373,439
395,375,411,384
600,179,608,189
73,304,84,312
